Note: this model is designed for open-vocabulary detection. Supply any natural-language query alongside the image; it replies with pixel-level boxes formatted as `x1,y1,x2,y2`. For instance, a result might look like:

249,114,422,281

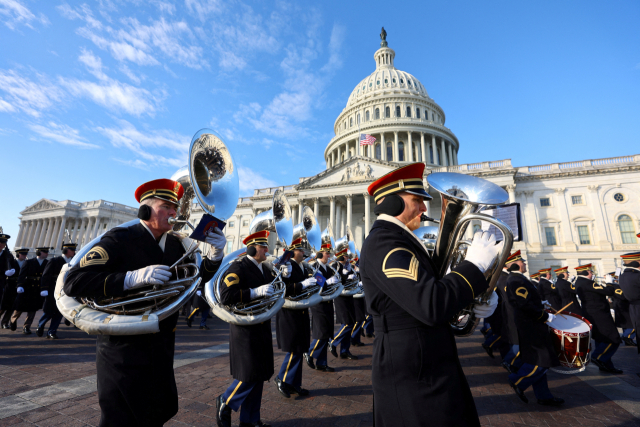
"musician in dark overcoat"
505,251,562,406
360,163,502,427
0,232,13,311
37,242,76,339
554,266,581,316
64,179,224,427
1,247,26,328
186,287,211,329
575,263,622,373
538,268,562,310
305,246,340,372
481,267,509,360
619,251,640,353
274,237,316,398
610,274,636,346
529,272,541,298
11,246,50,333
216,230,275,427
329,252,359,359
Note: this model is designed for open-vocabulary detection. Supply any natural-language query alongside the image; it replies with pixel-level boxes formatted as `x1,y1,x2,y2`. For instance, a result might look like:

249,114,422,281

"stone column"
55,216,67,249
298,200,303,223
441,138,448,167
47,217,60,249
39,218,52,248
453,147,458,165
393,131,399,162
71,219,80,243
420,133,426,164
506,185,516,204
431,134,437,164
23,220,32,247
587,185,613,250
92,216,102,239
522,191,543,251
33,219,44,248
336,202,342,237
407,132,414,162
369,138,374,159
313,198,319,218
555,188,577,250
329,196,336,236
235,215,243,251
346,194,353,233
364,193,371,237
447,143,453,167
18,221,29,247
83,218,94,246
381,133,386,161
14,221,24,247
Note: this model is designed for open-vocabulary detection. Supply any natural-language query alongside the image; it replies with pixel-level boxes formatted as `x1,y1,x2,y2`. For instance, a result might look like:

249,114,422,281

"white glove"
250,284,274,300
40,290,48,297
300,277,317,289
196,290,202,297
569,275,576,282
464,231,504,273
348,274,355,280
546,313,556,323
605,274,613,284
124,265,172,290
205,227,226,261
541,300,550,308
472,291,498,318
17,287,24,293
326,275,340,285
342,268,350,275
5,269,15,277
280,262,292,278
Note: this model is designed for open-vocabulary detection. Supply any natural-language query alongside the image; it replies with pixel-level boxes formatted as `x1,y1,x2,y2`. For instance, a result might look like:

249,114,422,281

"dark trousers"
362,314,374,336
622,328,636,340
504,344,524,371
308,339,328,367
592,341,619,367
0,310,12,325
277,352,303,388
187,307,209,327
351,322,363,344
38,311,63,334
508,363,553,400
10,311,36,327
331,323,353,354
221,380,264,424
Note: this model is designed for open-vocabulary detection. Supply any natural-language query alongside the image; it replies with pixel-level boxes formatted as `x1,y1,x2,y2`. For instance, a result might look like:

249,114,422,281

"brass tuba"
334,226,360,296
413,225,439,256
314,223,344,301
426,172,513,337
56,128,238,335
206,189,291,325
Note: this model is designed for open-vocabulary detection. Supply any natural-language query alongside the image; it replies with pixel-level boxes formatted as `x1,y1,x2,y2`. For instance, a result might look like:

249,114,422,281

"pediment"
297,156,398,189
21,198,63,214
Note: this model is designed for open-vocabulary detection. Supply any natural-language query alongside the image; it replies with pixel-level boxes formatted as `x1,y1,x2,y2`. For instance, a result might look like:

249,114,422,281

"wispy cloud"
113,158,149,170
79,48,109,81
0,69,63,117
238,166,278,195
0,0,49,30
29,122,100,149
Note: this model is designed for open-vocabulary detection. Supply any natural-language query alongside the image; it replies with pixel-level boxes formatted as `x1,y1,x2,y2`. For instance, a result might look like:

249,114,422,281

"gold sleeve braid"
451,271,474,298
103,274,112,296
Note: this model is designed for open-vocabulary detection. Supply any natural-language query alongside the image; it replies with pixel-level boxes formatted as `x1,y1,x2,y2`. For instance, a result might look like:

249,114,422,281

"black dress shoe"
10,321,16,331
290,385,309,396
1,323,8,329
36,325,45,337
501,361,513,374
508,380,528,403
599,364,623,374
274,376,290,398
64,319,71,326
47,332,58,339
303,353,315,370
23,326,31,335
199,325,210,330
186,317,193,328
537,397,565,406
622,337,637,347
329,343,338,358
315,365,334,372
340,351,358,360
365,333,374,338
239,421,271,427
216,394,231,427
481,329,488,337
481,343,495,359
351,341,365,347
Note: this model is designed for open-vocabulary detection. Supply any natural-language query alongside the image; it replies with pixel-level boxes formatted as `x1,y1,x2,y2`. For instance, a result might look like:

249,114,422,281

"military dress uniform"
186,288,211,329
349,260,368,346
619,251,640,354
574,264,622,373
217,231,274,427
611,279,636,346
482,269,509,360
529,272,541,299
64,179,221,427
506,270,561,404
1,246,22,327
37,243,76,338
12,248,50,333
538,269,562,310
329,255,358,359
554,266,581,316
361,163,492,427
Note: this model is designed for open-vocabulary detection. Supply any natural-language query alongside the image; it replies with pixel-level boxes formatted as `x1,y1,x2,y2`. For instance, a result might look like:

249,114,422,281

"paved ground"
0,309,639,426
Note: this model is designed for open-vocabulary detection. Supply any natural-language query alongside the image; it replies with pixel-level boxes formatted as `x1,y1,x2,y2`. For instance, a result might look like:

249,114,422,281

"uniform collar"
623,267,640,273
140,220,167,252
377,214,429,254
248,255,263,273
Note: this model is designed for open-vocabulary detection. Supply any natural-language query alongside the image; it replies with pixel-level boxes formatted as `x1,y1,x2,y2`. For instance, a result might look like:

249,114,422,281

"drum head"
547,314,590,334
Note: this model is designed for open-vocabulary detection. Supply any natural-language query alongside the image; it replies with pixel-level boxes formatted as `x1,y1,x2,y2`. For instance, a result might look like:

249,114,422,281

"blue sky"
1,0,639,241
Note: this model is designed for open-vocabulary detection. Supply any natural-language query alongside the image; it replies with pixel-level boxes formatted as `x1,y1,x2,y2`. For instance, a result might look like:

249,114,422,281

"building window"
225,240,233,254
400,78,404,84
406,106,411,118
350,118,353,127
577,225,591,245
395,106,401,117
365,111,370,121
613,193,625,202
398,142,405,161
375,108,380,119
393,78,396,83
386,142,393,161
618,214,636,244
540,198,551,207
229,221,235,228
571,195,583,205
545,227,557,246
416,108,421,119
385,106,390,118
242,220,249,227
384,78,388,83
375,143,381,160
377,80,380,85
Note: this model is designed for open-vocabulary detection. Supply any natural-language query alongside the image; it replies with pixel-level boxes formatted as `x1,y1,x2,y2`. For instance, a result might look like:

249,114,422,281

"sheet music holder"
480,203,523,242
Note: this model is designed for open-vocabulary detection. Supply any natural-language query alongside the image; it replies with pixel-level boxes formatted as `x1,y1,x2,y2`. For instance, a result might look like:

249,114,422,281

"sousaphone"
316,223,344,301
334,226,360,296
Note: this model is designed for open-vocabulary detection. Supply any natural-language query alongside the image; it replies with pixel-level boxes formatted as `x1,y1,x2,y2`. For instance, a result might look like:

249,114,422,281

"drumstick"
551,302,573,318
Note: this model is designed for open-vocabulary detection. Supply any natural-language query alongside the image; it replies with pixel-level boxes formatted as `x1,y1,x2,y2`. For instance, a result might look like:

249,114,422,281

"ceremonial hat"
539,268,551,274
505,250,522,265
243,230,269,246
530,272,540,280
135,179,184,206
289,237,305,250
15,248,29,255
367,163,431,203
61,242,78,250
36,247,52,252
319,242,332,253
606,271,618,279
575,263,592,272
553,266,568,274
335,247,348,257
0,227,9,244
621,251,640,265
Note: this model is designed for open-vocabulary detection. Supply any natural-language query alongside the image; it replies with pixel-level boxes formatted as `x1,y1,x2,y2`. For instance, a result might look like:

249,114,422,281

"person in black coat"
349,259,368,346
538,268,562,310
216,230,274,427
481,266,509,361
1,247,26,328
360,163,502,427
529,272,541,298
574,263,622,373
37,242,76,339
610,273,636,347
304,246,340,372
554,266,581,316
273,237,317,399
619,251,640,354
0,231,12,311
328,250,360,360
185,288,211,329
64,179,225,427
505,253,563,406
11,246,50,334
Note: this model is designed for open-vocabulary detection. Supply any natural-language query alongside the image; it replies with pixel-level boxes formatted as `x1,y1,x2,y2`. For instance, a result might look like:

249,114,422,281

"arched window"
350,118,353,127
618,215,637,244
386,142,393,161
385,106,390,118
365,111,370,121
375,143,381,160
398,142,405,161
416,108,421,119
357,114,360,124
375,108,380,119
406,106,411,118
395,106,401,117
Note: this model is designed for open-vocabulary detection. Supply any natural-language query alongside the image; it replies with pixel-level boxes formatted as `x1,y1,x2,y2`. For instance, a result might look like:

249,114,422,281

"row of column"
14,216,115,251
327,132,457,168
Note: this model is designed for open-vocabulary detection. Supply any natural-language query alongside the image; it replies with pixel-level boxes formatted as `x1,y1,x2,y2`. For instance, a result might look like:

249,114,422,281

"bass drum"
546,311,592,374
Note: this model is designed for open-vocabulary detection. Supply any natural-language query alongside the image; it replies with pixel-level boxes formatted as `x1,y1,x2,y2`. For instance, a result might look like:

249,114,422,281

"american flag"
359,133,376,146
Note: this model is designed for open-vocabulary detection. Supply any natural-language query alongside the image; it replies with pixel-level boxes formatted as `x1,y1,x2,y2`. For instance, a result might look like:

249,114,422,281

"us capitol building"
13,35,640,278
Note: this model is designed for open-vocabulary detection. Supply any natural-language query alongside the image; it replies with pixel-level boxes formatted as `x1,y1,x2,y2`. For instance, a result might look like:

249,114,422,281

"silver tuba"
426,172,513,337
206,189,291,325
56,128,237,335
315,223,344,301
413,225,439,256
334,226,360,296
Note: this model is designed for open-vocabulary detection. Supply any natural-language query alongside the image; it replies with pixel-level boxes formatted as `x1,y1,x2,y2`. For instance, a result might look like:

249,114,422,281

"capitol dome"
324,33,459,170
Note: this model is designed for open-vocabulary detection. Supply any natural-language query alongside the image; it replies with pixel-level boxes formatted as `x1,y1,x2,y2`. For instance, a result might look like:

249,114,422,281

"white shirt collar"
37,258,45,266
141,221,167,252
63,255,73,263
248,255,263,273
378,214,429,254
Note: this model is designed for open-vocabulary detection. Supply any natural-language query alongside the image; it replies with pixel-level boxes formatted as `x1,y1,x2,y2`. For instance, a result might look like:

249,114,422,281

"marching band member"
575,264,623,373
65,178,225,427
619,251,640,354
554,266,581,316
186,288,211,330
360,163,501,427
11,246,50,334
304,245,340,372
328,250,359,360
609,272,636,346
37,241,76,339
0,233,17,327
1,248,26,328
495,253,520,372
217,231,274,427
538,268,561,310
482,258,512,361
505,253,563,406
350,258,367,347
274,237,316,398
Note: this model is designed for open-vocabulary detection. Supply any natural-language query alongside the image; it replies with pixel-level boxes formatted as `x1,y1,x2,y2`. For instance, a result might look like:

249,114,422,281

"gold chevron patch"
615,288,623,295
80,247,109,268
382,248,419,281
515,287,528,299
593,283,604,290
224,273,240,287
